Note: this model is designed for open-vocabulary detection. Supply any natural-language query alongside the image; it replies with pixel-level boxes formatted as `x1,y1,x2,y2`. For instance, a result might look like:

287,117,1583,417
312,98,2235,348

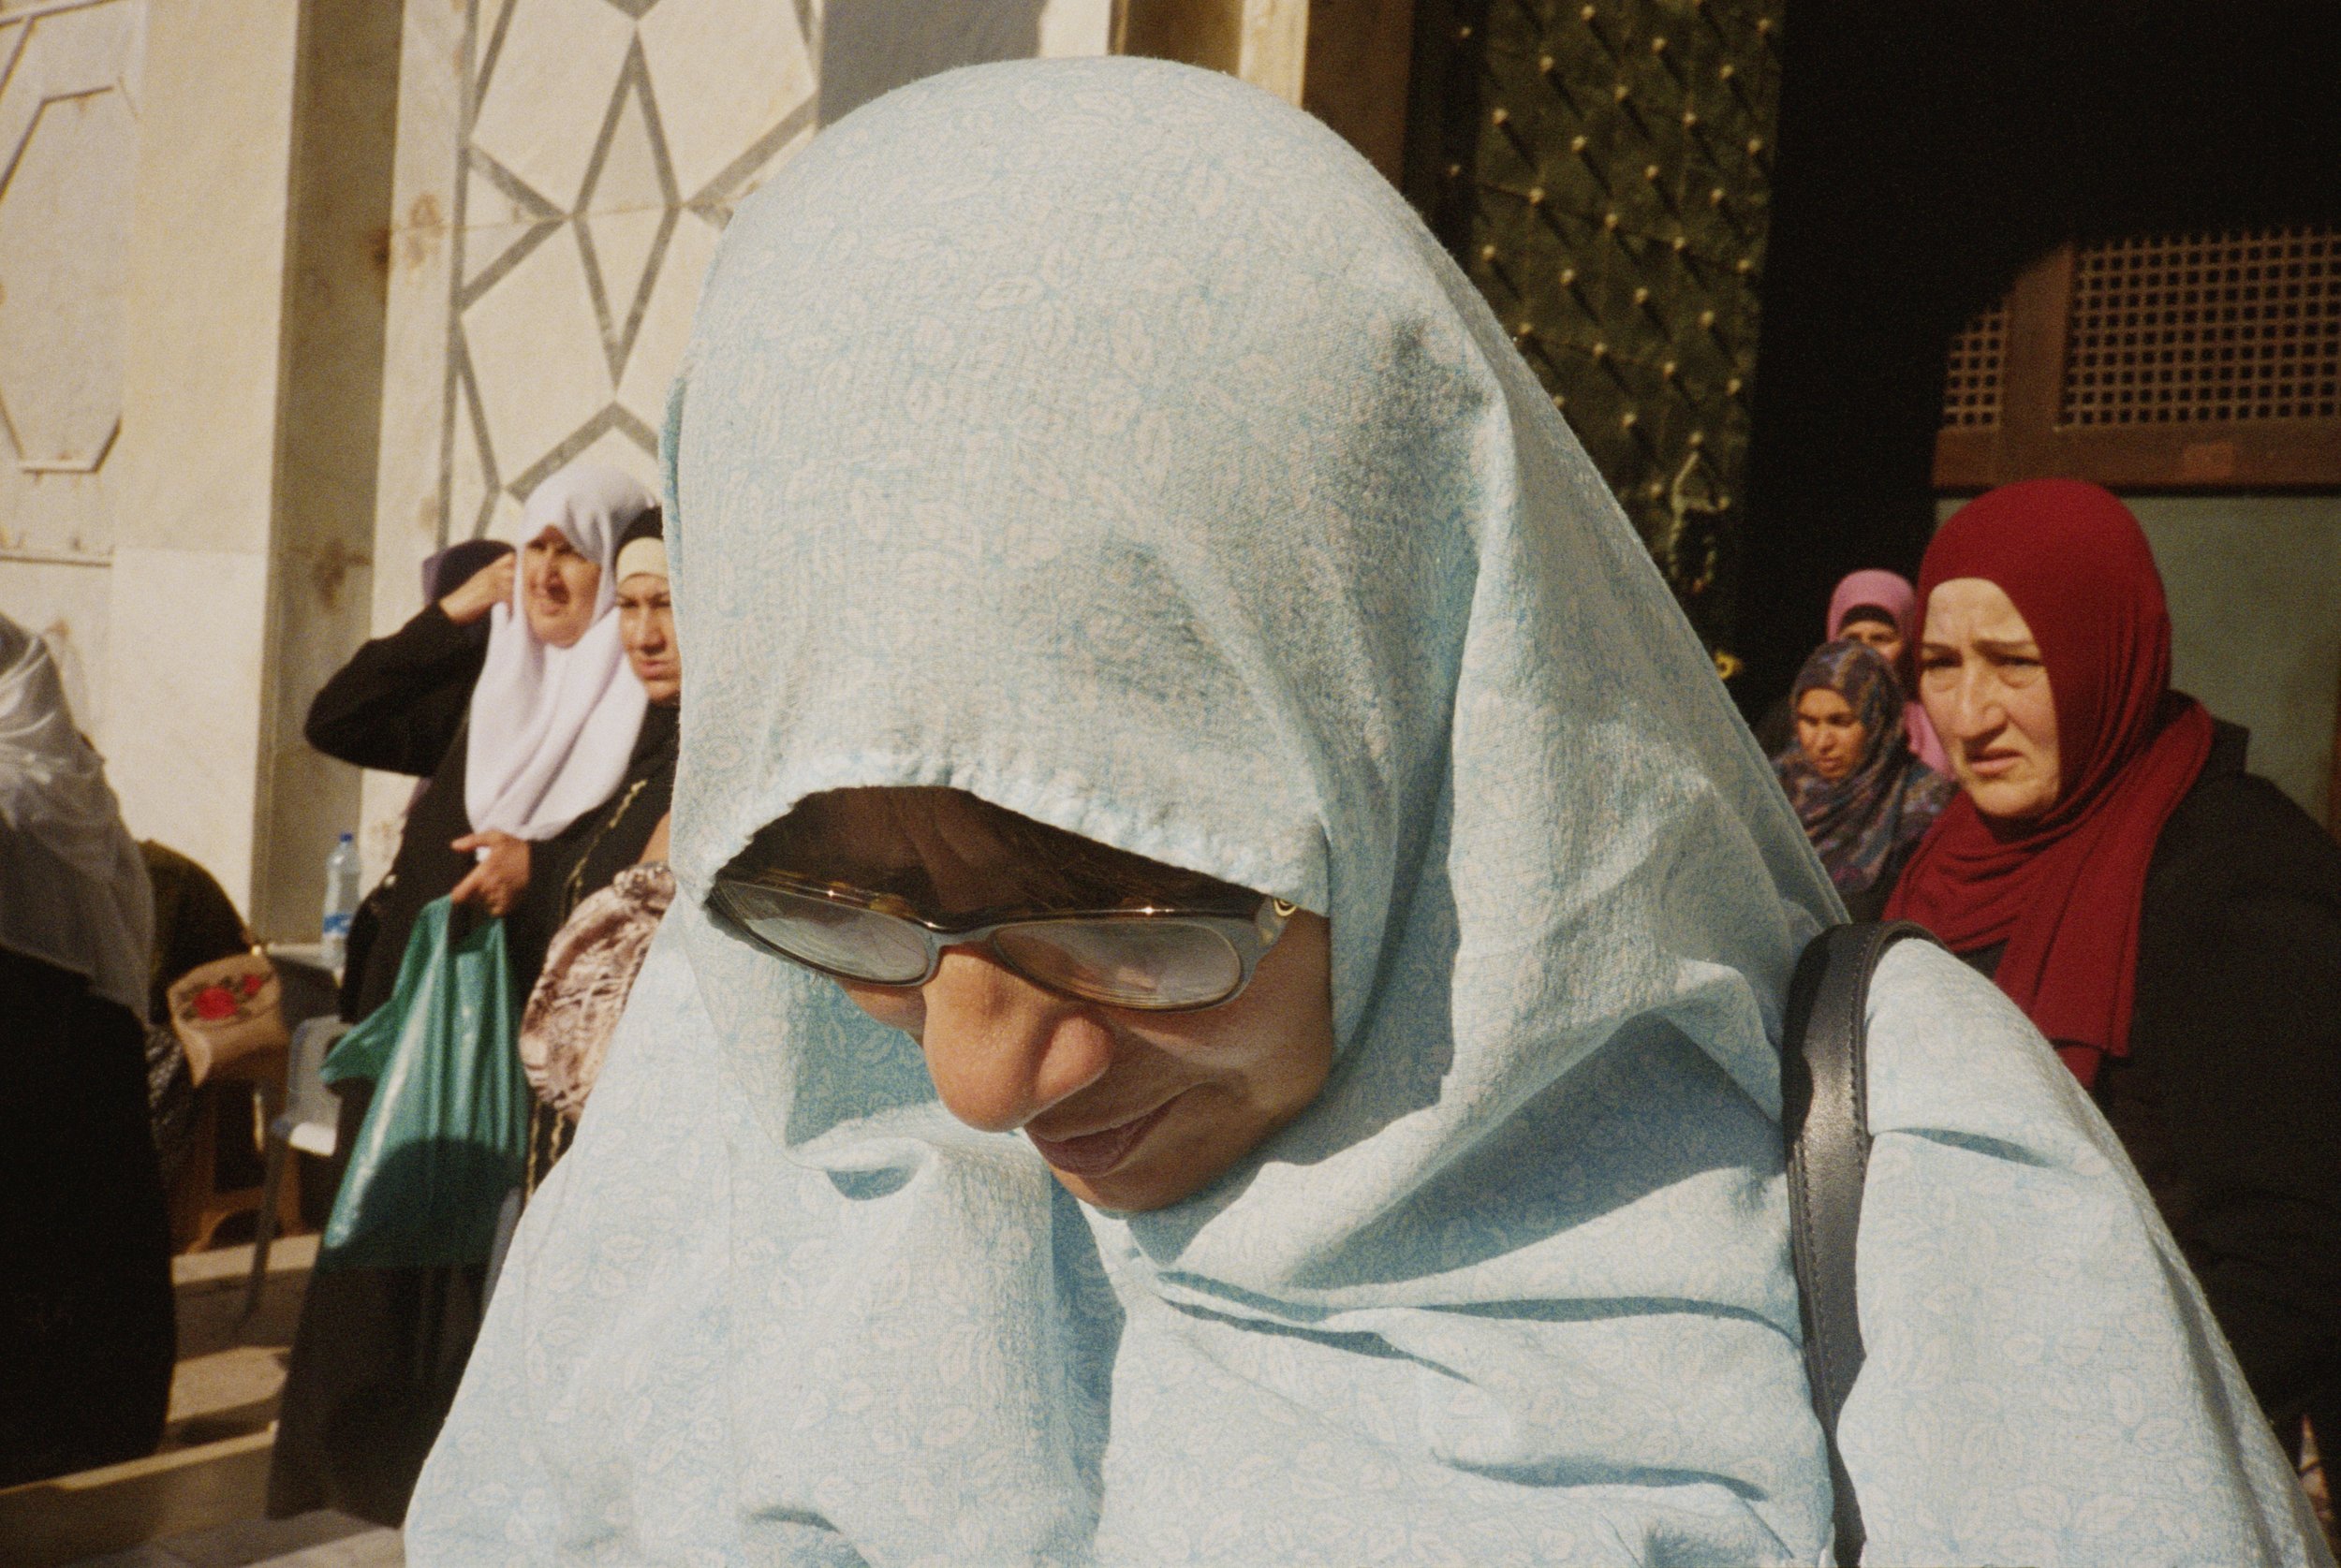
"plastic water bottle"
321,832,361,975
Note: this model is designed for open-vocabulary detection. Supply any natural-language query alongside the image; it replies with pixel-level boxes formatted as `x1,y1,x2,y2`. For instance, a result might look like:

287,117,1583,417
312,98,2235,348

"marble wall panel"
106,0,303,919
0,0,145,661
0,554,110,737
251,0,405,937
379,0,1112,570
640,0,816,197
104,544,270,907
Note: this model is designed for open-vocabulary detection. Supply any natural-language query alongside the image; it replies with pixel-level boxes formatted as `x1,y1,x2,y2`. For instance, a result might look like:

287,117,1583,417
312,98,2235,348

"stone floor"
0,1236,399,1568
58,1512,400,1568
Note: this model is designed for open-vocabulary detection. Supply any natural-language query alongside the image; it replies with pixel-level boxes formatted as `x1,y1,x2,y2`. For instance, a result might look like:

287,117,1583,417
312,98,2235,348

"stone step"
0,1238,329,1567
56,1507,397,1568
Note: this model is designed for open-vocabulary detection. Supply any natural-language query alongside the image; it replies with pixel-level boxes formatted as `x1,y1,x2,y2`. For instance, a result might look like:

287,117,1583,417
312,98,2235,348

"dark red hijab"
1885,479,2214,1087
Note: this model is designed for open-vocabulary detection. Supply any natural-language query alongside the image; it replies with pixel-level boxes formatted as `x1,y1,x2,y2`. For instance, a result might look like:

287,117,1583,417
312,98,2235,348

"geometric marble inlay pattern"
444,0,815,541
0,0,145,479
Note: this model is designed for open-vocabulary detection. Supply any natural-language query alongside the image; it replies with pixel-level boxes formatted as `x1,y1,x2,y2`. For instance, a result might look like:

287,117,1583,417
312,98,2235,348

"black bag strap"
1781,919,1936,1566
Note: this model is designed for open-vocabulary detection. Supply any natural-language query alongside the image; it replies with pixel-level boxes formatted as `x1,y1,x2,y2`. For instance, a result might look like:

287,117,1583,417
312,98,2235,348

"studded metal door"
1412,0,1781,665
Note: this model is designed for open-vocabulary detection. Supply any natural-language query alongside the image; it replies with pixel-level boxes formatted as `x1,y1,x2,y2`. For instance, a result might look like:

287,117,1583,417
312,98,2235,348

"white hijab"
0,614,153,1017
463,462,655,841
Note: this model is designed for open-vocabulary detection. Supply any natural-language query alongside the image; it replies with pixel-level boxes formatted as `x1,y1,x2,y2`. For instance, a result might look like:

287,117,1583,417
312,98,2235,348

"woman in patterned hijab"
1774,639,1953,918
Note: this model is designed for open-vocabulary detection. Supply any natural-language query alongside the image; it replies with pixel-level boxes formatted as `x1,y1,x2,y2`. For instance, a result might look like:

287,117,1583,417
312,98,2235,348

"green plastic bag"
317,896,526,1269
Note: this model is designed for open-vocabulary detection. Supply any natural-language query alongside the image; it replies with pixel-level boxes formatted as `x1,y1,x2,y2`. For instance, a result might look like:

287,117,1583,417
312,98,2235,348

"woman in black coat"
0,616,172,1487
2124,722,2341,1464
273,463,666,1527
1890,479,2341,1464
302,535,506,1022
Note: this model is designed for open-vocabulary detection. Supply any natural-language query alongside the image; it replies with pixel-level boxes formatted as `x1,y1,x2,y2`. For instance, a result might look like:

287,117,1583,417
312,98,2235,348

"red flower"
191,985,239,1020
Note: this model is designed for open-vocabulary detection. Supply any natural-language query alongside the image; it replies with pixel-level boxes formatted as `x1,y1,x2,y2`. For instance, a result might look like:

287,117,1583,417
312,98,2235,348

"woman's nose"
917,948,1113,1134
1941,666,2001,740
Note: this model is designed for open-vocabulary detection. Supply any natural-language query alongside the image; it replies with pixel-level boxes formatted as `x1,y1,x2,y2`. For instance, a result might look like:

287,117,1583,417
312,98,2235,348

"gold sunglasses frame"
708,869,1299,1012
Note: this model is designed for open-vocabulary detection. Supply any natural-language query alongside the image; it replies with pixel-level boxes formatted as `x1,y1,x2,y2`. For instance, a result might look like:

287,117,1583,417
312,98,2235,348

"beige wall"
0,0,403,931
0,0,1414,931
100,0,403,936
0,0,150,740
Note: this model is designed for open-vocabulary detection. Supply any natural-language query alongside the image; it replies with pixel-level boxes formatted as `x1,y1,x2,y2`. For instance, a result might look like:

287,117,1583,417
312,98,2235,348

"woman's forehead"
1797,684,1856,713
1923,576,2035,642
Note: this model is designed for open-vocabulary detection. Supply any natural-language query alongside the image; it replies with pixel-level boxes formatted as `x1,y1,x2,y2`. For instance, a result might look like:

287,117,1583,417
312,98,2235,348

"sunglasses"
709,869,1298,1012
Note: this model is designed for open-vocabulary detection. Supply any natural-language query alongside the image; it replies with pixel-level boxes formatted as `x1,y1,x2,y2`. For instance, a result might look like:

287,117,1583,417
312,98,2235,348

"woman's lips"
1966,750,2023,777
1025,1099,1176,1177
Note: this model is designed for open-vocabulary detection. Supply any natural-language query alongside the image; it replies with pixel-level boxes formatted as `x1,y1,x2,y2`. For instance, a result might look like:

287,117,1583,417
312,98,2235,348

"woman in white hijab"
276,461,657,1527
412,62,2328,1568
0,613,174,1486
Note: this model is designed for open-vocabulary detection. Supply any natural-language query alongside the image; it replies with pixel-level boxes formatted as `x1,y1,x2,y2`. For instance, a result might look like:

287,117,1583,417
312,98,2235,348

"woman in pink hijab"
1825,569,1950,771
1758,569,1951,773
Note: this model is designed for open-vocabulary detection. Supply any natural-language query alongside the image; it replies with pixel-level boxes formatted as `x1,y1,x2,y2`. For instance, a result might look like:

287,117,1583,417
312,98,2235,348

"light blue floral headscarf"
411,58,2328,1568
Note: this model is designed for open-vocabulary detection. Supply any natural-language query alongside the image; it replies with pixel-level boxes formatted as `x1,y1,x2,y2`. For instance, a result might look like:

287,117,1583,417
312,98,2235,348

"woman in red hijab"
1889,477,2341,1468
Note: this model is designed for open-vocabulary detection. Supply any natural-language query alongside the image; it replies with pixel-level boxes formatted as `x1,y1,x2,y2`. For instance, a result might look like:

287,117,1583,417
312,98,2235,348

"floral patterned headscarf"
1774,639,1951,895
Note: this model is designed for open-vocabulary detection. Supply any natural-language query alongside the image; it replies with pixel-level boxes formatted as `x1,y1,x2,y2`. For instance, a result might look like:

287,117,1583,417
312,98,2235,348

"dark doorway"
1740,0,2341,710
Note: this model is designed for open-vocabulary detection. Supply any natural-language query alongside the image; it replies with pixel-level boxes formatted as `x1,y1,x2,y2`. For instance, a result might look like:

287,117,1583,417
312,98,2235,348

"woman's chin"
1048,1161,1198,1212
1041,1121,1264,1213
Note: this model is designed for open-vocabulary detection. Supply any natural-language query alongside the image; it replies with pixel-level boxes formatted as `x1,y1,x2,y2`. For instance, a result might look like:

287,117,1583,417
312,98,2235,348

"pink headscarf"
1824,568,1950,772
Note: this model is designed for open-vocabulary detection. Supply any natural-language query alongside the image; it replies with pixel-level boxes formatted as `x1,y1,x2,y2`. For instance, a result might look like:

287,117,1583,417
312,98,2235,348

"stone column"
1121,0,1309,103
107,0,400,932
1116,0,1420,185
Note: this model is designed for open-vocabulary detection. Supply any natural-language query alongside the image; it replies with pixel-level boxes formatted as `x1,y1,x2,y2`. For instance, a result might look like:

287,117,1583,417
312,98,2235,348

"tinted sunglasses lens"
718,882,931,985
994,919,1244,1009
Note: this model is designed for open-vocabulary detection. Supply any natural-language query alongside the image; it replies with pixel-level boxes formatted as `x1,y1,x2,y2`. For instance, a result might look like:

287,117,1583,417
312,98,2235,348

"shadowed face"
749,787,1335,1211
1919,577,2061,822
1837,612,1907,676
522,525,602,648
1794,685,1867,782
616,575,679,702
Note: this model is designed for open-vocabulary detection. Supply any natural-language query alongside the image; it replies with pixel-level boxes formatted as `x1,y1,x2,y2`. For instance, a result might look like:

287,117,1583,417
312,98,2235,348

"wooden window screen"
1940,301,2006,429
1936,226,2341,490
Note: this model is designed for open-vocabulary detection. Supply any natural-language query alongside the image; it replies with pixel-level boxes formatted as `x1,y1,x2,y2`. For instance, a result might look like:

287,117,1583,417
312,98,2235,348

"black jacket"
304,604,488,1020
303,606,677,1018
506,700,677,982
1960,722,2341,1431
2113,722,2341,1430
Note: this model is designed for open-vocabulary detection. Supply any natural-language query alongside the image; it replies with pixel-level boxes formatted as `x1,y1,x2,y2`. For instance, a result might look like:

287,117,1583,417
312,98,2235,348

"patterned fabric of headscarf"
1774,640,1953,896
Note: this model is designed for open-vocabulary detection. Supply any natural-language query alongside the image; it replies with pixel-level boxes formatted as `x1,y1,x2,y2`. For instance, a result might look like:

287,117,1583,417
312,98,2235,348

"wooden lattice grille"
2062,229,2341,426
1935,226,2341,490
1941,302,2006,428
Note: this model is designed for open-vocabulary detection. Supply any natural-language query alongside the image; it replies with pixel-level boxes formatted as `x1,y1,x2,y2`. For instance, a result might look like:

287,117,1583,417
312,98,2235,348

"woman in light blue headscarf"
408,59,2330,1568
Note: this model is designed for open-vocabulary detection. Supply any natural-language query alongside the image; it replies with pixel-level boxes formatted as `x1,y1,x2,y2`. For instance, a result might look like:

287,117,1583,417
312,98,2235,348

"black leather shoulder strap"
1781,919,1936,1566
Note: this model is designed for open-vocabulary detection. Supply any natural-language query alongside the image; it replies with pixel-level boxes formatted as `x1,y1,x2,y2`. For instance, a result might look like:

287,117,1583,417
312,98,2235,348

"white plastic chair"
242,1015,348,1319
